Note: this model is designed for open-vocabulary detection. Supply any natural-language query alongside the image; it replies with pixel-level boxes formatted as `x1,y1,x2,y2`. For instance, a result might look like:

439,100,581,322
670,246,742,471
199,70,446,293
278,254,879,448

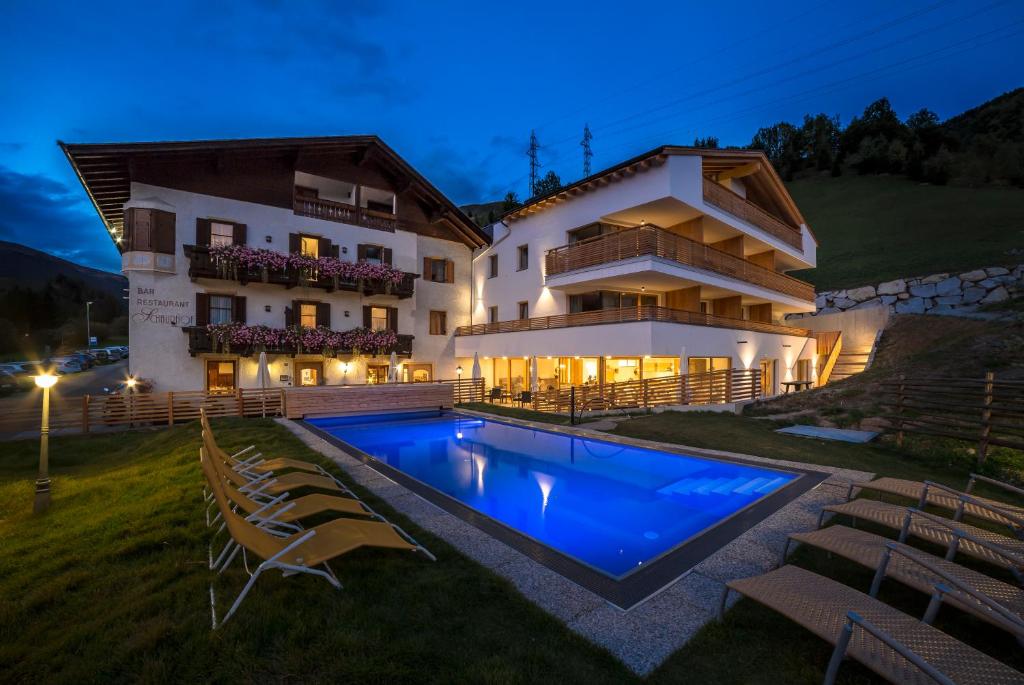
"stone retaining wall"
790,264,1023,319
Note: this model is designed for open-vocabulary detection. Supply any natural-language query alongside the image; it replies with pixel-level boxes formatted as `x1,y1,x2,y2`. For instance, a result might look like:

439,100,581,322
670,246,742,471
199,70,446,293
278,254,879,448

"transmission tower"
527,130,540,196
581,124,593,178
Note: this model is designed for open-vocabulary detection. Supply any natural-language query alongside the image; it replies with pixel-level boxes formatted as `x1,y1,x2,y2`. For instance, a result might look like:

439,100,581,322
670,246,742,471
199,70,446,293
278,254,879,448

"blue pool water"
308,412,797,577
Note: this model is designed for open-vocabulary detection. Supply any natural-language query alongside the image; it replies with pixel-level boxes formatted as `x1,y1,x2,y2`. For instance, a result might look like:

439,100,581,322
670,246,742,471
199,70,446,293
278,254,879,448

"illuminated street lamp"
125,376,137,427
33,373,58,513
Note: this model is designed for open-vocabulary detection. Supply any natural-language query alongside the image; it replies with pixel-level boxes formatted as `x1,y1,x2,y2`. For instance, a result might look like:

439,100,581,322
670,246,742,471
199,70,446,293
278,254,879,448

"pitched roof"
59,135,490,249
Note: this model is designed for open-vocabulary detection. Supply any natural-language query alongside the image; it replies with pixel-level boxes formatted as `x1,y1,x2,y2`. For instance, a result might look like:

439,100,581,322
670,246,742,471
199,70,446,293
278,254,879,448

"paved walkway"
279,415,874,675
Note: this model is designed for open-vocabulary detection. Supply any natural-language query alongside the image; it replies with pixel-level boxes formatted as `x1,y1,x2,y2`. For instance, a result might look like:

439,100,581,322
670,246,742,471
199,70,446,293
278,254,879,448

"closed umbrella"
471,352,482,379
256,351,270,417
389,351,399,383
530,355,538,393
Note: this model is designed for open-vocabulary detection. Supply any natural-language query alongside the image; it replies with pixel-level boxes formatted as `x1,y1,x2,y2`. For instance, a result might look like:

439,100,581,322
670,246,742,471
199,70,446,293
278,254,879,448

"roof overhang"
59,135,490,250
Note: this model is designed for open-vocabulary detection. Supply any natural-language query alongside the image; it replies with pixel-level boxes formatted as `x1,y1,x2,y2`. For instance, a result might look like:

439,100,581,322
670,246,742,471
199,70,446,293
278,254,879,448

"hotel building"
455,146,820,399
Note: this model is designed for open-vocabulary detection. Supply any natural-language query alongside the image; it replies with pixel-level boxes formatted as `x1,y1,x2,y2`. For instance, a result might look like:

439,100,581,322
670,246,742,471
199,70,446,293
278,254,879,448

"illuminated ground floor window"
206,359,236,392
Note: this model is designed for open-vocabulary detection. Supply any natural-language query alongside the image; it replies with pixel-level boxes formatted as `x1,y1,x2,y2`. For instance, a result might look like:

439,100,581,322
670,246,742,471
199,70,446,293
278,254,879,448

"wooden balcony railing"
454,305,812,338
545,224,815,301
183,245,417,299
184,326,414,357
702,178,803,250
293,194,402,232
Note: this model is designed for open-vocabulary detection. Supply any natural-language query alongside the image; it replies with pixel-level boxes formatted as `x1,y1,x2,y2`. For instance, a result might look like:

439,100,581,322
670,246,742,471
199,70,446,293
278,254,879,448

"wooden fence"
880,373,1024,463
283,382,454,419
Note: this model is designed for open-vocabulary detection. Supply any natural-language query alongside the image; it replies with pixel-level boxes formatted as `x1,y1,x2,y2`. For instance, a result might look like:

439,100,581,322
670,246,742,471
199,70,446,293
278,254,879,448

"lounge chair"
847,475,1024,532
820,500,1024,581
201,447,435,627
784,525,1024,637
723,564,1024,685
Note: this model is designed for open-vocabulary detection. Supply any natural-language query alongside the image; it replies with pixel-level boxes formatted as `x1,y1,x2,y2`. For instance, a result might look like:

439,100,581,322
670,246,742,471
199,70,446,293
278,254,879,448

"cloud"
0,166,120,272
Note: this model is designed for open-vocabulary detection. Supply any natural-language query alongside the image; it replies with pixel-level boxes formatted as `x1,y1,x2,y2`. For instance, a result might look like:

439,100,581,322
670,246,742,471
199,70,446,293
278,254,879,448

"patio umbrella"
389,351,398,383
255,350,270,417
471,352,481,379
530,355,539,393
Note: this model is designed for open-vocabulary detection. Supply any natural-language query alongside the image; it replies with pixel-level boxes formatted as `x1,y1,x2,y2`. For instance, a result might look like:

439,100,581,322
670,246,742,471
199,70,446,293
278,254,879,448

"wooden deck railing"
880,373,1024,464
184,326,415,358
183,245,417,299
544,224,814,301
702,178,803,250
455,305,813,338
293,194,408,233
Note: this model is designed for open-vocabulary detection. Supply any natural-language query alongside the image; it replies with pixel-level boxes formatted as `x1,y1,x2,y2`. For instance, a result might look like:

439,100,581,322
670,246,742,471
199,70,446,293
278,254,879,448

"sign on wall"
131,287,194,327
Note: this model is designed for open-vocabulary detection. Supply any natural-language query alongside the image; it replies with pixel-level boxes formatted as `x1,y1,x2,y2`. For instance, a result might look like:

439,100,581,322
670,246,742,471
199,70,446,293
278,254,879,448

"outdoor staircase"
657,475,788,498
828,347,873,382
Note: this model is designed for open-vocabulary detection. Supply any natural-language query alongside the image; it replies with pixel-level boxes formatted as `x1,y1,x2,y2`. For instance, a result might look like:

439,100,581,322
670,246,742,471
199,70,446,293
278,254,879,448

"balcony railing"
454,305,812,338
183,245,417,299
184,326,414,357
545,224,814,301
702,178,802,250
293,194,403,232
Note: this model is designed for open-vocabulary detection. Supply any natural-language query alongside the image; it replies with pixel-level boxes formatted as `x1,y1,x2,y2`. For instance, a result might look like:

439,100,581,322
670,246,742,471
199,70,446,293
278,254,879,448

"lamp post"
33,372,58,513
456,365,463,401
125,376,137,428
85,301,94,348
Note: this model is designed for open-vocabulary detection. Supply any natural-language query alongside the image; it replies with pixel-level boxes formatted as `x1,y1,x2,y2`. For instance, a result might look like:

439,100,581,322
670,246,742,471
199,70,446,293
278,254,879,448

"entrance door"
687,356,732,403
206,360,237,393
295,361,324,387
405,363,432,383
759,358,777,397
366,364,389,384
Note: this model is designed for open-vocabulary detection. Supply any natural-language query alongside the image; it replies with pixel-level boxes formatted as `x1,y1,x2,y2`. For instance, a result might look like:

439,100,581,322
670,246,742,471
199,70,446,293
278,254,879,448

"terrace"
183,325,415,357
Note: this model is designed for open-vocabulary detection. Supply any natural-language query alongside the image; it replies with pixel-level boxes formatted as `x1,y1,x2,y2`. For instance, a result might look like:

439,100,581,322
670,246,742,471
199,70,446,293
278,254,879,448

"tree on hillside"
532,171,562,198
750,122,803,180
693,136,719,149
501,191,521,211
802,113,842,173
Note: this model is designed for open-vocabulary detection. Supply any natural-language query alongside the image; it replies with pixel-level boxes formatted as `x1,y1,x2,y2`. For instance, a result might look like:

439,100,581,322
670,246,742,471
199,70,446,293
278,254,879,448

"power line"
527,130,541,197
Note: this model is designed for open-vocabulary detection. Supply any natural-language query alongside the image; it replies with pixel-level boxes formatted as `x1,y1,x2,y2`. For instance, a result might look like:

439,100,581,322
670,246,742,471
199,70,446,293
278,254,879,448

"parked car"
66,352,94,369
105,378,154,395
75,351,99,367
91,349,110,363
105,348,124,361
0,369,18,395
53,358,83,374
0,364,36,391
117,346,129,358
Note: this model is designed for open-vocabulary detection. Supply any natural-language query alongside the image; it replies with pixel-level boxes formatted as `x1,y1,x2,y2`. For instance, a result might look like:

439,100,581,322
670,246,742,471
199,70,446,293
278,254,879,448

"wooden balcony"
293,194,403,233
545,224,814,302
183,245,417,299
184,326,414,357
702,178,803,250
454,305,812,338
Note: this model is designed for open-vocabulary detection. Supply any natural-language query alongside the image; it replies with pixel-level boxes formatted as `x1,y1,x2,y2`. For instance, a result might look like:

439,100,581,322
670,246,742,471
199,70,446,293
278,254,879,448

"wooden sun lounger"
724,565,1024,685
786,525,1024,636
848,477,1024,531
821,500,1024,580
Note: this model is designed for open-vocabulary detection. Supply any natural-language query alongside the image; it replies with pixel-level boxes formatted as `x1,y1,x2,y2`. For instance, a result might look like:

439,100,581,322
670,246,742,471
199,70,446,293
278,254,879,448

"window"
295,361,324,386
299,303,317,329
366,364,389,384
300,236,319,258
206,360,236,392
429,258,448,283
700,301,710,314
210,222,234,247
488,306,498,324
370,306,389,331
517,244,529,271
429,310,447,335
209,295,234,325
488,254,498,278
405,363,432,383
518,301,528,319
363,245,383,264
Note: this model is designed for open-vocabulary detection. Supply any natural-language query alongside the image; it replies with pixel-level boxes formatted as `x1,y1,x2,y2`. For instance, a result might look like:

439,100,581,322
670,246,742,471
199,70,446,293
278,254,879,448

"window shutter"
195,218,211,247
445,259,454,283
232,223,247,246
316,302,330,328
387,307,398,333
195,292,210,327
289,233,300,254
233,296,246,324
154,210,176,255
382,248,393,265
318,237,331,258
357,244,367,262
127,208,153,252
284,305,294,328
362,305,372,328
423,256,432,276
331,244,340,259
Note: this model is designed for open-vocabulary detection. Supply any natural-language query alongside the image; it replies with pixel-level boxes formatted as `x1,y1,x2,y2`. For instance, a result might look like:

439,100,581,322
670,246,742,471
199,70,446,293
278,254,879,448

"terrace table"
781,380,813,393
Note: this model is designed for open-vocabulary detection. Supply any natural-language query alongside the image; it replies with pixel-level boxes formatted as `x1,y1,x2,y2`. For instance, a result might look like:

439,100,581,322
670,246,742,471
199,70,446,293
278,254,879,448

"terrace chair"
199,409,339,480
783,525,1024,638
819,499,1024,583
203,429,350,498
201,447,435,628
722,564,1023,685
516,390,532,407
488,387,503,403
846,475,1024,534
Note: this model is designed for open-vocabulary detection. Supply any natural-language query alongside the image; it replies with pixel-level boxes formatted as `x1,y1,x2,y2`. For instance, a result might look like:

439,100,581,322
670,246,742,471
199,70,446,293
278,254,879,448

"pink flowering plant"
207,322,399,356
209,244,405,286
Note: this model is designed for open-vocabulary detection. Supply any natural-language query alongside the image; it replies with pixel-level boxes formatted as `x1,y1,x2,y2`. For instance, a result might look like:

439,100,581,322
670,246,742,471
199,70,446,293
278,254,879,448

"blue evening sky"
0,0,1021,272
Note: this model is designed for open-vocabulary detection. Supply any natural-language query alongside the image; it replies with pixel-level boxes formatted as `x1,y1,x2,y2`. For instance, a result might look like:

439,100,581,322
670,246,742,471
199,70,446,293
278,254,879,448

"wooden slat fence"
880,373,1024,463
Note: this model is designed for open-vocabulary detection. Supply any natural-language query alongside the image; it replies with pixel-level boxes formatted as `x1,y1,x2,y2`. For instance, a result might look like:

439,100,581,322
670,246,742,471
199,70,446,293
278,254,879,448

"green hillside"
787,174,1024,290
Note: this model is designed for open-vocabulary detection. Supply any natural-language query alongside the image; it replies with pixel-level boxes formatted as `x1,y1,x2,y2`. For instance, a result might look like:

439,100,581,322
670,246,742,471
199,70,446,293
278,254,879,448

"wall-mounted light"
737,340,749,344
344,310,350,318
264,305,272,313
782,344,792,348
342,246,348,254
265,235,272,243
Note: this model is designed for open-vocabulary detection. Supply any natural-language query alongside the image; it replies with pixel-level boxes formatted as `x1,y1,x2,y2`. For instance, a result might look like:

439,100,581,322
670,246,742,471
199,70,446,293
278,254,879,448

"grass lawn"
785,174,1024,290
457,401,572,424
1,413,1021,683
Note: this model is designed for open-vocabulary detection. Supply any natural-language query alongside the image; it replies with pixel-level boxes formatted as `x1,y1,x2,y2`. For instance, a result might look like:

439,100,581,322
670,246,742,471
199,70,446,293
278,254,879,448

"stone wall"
790,265,1023,319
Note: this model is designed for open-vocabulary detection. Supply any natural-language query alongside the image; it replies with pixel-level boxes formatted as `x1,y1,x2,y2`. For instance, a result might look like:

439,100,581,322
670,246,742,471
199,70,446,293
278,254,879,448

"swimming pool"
306,411,823,604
